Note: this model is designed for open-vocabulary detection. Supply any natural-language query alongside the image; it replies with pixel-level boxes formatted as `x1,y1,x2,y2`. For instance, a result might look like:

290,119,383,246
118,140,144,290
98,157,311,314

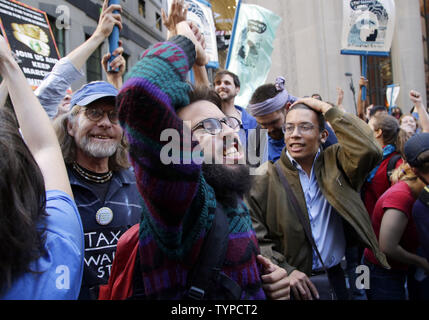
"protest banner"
226,2,281,107
340,0,396,101
0,0,60,89
165,0,219,68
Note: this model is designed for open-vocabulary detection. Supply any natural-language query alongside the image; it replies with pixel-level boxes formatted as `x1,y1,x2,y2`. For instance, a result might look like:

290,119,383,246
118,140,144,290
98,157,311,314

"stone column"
391,0,426,112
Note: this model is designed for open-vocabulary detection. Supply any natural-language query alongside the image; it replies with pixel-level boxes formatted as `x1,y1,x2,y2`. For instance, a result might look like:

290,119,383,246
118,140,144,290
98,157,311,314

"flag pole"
225,0,242,69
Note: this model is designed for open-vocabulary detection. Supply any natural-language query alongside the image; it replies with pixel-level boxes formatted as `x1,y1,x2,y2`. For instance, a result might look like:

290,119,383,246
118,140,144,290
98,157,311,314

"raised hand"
161,0,188,37
94,0,123,39
101,40,126,89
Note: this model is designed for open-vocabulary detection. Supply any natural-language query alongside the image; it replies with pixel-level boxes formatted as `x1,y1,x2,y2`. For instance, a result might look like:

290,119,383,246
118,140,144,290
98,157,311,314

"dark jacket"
245,107,390,276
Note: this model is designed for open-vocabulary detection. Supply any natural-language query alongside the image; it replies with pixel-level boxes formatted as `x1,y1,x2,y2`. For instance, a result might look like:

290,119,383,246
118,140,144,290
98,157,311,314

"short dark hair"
311,93,323,101
249,83,278,104
213,70,240,88
188,85,222,111
369,105,387,117
287,103,325,132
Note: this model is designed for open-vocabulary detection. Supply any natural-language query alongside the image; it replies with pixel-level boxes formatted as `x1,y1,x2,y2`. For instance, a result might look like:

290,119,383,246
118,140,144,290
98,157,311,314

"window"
85,34,102,82
138,0,146,18
156,12,162,31
48,15,65,58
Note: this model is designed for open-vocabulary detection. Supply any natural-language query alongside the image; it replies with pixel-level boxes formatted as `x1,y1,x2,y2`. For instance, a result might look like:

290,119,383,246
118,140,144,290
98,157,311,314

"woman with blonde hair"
364,162,429,300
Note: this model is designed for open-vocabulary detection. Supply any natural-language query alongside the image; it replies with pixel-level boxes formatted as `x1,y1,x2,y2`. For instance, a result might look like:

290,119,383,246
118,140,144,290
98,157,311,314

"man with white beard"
53,81,141,300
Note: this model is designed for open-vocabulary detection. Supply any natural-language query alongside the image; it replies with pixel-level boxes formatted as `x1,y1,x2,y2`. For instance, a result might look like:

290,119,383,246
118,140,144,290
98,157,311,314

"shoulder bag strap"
187,203,241,300
274,162,330,274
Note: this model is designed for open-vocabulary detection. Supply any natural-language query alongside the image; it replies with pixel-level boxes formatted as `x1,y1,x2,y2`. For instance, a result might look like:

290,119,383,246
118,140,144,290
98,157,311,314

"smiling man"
99,20,290,300
213,70,268,169
53,81,142,299
245,97,390,300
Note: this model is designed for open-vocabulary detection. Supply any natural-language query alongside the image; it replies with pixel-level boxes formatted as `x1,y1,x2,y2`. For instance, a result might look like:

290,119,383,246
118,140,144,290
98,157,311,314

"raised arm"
409,90,429,133
292,97,382,190
117,21,207,225
35,0,122,118
0,35,72,197
162,0,209,86
357,76,369,120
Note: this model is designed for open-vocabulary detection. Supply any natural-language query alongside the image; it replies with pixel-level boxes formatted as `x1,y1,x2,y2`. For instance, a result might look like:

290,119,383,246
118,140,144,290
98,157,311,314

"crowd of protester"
0,0,428,300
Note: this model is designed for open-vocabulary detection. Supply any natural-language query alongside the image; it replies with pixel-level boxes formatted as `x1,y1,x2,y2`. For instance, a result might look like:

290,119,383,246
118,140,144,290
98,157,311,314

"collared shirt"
235,105,268,165
286,150,346,270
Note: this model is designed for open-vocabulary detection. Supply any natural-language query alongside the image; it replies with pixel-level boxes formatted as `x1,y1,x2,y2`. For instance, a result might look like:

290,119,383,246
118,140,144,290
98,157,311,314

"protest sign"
0,0,60,88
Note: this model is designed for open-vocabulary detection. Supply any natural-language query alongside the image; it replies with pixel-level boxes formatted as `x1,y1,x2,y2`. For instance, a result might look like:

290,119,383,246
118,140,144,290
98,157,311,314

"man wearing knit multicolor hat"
99,0,290,300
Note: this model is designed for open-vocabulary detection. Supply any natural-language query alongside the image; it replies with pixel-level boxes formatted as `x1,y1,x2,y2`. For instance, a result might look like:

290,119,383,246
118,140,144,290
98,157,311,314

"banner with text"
0,0,60,88
166,0,219,68
226,4,281,108
341,0,395,55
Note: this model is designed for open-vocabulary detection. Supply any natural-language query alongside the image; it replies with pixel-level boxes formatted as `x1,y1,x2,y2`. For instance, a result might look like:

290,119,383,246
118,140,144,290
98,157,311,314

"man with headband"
245,96,389,300
247,77,337,162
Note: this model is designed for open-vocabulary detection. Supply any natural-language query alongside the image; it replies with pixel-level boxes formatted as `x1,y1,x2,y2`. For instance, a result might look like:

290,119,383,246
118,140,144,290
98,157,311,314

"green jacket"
244,107,390,276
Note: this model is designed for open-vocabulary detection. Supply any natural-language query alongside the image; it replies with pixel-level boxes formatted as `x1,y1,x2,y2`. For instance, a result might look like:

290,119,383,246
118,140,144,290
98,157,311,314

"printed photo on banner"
0,0,60,89
341,0,395,54
164,0,219,68
226,3,281,107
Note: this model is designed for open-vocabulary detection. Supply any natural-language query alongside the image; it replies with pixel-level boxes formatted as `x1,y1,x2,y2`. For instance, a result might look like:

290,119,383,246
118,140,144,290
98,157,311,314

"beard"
202,163,253,208
77,135,119,158
268,128,284,141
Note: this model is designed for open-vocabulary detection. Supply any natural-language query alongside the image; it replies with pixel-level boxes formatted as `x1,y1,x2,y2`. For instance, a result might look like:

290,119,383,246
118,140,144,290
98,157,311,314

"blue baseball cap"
69,81,118,110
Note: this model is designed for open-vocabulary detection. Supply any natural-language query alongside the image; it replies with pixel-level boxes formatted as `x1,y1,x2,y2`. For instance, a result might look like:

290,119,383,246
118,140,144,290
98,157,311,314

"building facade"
236,0,427,114
21,0,167,90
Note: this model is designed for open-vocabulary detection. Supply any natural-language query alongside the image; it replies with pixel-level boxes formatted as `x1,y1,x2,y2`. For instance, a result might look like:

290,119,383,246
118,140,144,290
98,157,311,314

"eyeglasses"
83,107,119,124
282,123,316,135
191,116,241,135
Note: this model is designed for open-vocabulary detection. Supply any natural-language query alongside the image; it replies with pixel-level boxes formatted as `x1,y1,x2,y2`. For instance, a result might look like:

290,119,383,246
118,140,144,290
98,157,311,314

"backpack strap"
128,204,242,300
186,203,242,300
418,186,429,208
386,154,402,182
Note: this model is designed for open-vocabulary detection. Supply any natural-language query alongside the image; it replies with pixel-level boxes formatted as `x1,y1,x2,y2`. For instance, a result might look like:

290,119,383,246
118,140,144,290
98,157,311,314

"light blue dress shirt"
286,150,346,271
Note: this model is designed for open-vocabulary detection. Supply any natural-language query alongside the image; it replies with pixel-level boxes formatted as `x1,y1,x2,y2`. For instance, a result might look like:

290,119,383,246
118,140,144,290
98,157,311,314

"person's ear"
67,118,75,137
320,128,329,144
374,128,383,139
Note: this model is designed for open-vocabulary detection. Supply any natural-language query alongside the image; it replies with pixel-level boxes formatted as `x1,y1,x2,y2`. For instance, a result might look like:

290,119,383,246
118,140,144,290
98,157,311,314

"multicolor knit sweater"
116,36,266,299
